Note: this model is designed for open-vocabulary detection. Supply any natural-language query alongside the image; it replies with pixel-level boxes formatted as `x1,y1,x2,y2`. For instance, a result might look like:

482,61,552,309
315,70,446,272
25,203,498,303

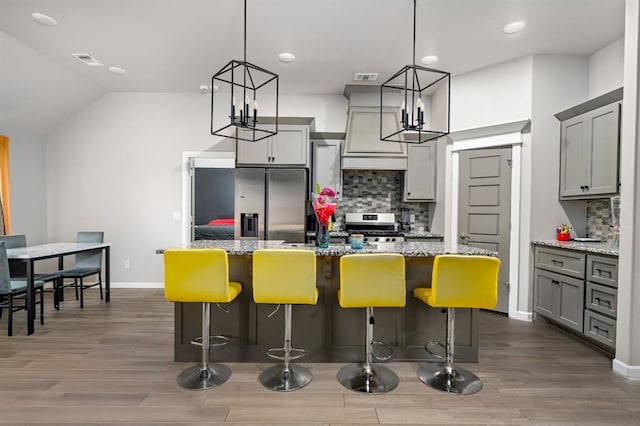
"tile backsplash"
333,170,430,231
586,198,613,239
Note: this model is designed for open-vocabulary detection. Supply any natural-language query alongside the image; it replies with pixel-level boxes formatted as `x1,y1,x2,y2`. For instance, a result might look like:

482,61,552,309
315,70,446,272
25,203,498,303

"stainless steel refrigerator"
234,168,307,242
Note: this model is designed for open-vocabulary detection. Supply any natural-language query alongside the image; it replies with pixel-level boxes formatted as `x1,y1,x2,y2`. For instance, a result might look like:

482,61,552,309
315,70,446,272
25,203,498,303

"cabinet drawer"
586,282,617,318
587,255,618,287
584,310,616,349
534,246,585,279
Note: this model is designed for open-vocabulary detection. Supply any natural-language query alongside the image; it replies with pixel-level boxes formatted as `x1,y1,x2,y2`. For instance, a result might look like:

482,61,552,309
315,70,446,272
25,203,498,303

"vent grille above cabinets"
72,53,104,67
353,73,379,81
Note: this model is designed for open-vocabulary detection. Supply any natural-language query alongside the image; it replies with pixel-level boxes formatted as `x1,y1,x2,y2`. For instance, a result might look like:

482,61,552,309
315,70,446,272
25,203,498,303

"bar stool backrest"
339,253,406,308
163,248,235,303
252,249,317,305
431,255,500,309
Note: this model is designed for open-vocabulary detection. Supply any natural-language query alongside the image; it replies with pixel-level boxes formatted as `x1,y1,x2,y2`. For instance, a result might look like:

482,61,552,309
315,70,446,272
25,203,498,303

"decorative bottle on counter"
317,221,330,248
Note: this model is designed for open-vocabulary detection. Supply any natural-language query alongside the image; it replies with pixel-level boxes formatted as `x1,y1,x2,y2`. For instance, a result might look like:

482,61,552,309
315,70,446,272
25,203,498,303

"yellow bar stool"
337,253,406,394
163,248,242,390
253,249,317,391
413,255,500,395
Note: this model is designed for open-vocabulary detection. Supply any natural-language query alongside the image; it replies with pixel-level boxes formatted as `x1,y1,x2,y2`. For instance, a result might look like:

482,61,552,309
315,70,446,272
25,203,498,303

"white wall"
589,37,625,98
1,126,48,244
46,92,347,284
450,56,533,132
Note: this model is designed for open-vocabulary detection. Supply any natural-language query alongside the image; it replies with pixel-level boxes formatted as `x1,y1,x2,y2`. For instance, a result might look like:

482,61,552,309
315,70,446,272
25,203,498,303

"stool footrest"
190,335,230,347
424,340,445,360
266,347,306,361
371,340,394,361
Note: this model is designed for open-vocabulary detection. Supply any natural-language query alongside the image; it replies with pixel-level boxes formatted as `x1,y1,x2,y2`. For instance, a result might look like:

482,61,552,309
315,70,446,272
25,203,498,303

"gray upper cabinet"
237,124,309,166
403,142,436,201
312,139,342,198
557,90,622,200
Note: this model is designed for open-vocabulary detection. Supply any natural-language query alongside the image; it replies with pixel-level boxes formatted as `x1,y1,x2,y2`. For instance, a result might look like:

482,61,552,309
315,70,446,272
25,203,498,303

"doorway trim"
444,120,530,321
181,151,235,245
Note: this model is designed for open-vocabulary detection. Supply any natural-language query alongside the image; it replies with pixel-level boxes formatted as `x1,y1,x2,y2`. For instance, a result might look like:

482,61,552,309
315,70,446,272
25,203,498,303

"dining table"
6,242,111,335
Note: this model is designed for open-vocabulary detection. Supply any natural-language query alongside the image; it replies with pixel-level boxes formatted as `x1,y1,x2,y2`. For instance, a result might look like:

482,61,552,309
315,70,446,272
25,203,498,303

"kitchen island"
167,240,496,363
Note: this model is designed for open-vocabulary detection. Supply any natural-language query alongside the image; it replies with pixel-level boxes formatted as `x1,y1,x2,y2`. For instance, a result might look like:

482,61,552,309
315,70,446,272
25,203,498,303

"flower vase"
317,221,330,248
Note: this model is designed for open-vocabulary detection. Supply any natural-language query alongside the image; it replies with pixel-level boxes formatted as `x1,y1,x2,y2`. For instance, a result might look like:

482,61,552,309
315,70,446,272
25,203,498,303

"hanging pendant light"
211,0,278,142
380,0,450,144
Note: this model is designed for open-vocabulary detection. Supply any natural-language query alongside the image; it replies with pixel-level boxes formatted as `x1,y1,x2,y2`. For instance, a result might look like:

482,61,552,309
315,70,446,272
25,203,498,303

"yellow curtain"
0,135,11,234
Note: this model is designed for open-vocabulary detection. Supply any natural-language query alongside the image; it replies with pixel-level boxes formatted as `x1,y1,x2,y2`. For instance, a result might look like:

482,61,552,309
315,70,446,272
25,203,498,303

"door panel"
459,147,511,313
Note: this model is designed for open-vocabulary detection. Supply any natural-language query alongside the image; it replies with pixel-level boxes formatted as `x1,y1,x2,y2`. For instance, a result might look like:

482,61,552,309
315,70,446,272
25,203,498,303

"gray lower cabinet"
533,245,618,353
533,268,584,332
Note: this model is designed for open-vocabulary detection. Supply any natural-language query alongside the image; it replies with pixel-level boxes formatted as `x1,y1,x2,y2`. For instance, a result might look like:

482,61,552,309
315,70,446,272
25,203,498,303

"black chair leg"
99,277,103,300
80,277,84,309
8,295,13,337
74,278,79,300
40,288,44,325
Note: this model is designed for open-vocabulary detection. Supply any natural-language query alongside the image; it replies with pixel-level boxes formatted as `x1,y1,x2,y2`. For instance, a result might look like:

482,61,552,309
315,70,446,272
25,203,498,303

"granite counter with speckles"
531,240,618,257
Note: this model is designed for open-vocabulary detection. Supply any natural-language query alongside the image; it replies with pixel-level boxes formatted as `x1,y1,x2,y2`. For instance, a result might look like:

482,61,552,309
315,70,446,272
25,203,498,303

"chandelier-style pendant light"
380,0,450,144
211,0,278,142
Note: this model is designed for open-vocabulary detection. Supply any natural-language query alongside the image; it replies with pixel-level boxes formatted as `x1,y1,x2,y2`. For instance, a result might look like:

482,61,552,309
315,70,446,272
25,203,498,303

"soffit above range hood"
341,85,408,170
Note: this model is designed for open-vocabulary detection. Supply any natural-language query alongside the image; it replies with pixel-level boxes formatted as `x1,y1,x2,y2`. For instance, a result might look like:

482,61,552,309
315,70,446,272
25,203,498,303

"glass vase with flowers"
312,185,338,248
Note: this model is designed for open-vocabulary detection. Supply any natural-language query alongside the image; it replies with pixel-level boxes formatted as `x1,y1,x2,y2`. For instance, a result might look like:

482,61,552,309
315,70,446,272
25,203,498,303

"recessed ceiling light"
503,20,526,34
420,55,439,66
278,52,296,63
108,66,126,75
31,12,58,26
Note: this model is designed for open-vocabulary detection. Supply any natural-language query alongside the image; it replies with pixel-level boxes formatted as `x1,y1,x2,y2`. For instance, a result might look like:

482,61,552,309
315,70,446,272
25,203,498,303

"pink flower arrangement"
313,186,337,224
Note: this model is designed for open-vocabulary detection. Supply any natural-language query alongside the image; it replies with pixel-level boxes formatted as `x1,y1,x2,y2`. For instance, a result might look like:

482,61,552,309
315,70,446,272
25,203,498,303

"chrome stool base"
259,364,313,392
337,362,400,394
177,363,231,391
417,363,482,395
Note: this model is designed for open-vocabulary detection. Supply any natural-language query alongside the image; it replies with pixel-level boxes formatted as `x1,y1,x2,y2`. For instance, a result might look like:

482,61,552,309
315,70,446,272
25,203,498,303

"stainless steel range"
344,212,405,242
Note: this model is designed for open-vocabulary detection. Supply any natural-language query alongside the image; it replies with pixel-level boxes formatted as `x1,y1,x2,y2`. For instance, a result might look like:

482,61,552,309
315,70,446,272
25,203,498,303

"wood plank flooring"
0,289,639,425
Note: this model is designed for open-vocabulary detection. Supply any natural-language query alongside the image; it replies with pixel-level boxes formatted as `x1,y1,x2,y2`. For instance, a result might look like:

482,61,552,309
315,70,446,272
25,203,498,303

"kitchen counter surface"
532,240,619,257
186,239,495,257
403,231,444,239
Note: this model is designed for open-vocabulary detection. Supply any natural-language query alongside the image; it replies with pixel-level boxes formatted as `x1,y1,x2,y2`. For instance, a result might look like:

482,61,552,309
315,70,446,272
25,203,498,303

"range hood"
341,85,408,170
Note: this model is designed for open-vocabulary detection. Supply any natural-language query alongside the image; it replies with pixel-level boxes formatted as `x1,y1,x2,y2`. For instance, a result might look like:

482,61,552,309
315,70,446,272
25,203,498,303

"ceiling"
0,0,626,134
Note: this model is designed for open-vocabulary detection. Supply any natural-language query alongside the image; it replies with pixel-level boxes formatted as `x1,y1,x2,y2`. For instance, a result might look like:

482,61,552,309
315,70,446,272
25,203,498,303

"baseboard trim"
509,310,533,322
612,358,640,380
109,282,164,289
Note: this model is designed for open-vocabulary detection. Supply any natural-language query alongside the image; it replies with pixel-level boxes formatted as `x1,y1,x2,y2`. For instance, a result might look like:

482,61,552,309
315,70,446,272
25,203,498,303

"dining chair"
0,235,62,310
58,231,104,309
0,241,46,336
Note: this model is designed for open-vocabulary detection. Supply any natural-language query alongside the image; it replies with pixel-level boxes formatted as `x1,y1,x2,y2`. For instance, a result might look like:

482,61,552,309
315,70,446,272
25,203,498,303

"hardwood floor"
0,289,638,425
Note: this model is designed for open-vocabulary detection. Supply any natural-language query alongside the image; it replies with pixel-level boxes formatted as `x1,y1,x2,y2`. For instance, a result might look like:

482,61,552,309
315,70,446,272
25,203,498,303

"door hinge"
503,282,510,293
507,159,512,167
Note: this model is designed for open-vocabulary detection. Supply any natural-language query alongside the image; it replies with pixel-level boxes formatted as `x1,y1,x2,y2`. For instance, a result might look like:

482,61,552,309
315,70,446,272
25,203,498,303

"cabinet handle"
580,185,585,190
593,325,609,337
594,297,612,308
551,260,564,267
551,279,560,285
584,185,589,190
407,192,411,196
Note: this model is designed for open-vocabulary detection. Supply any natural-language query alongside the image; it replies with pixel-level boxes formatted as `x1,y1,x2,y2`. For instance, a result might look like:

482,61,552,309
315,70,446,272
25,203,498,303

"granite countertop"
180,240,496,257
532,240,619,257
304,231,443,239
305,231,349,238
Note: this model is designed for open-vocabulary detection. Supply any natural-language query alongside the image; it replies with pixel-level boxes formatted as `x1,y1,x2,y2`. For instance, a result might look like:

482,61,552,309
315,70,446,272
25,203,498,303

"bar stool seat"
163,248,242,390
413,254,500,395
253,249,317,391
337,253,406,394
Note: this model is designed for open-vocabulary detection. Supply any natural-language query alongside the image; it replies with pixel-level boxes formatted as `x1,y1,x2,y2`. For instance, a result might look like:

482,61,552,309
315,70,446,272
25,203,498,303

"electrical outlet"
410,214,416,223
124,260,130,269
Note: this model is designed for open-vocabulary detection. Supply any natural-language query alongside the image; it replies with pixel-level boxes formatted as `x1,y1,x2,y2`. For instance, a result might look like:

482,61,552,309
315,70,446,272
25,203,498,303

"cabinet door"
559,115,588,198
557,274,585,332
271,125,308,166
312,140,342,198
236,127,271,165
586,102,620,196
533,269,556,318
404,142,436,201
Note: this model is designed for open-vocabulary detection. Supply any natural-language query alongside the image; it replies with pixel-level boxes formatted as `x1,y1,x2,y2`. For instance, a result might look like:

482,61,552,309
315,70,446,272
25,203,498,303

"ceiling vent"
72,53,104,67
353,72,378,81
